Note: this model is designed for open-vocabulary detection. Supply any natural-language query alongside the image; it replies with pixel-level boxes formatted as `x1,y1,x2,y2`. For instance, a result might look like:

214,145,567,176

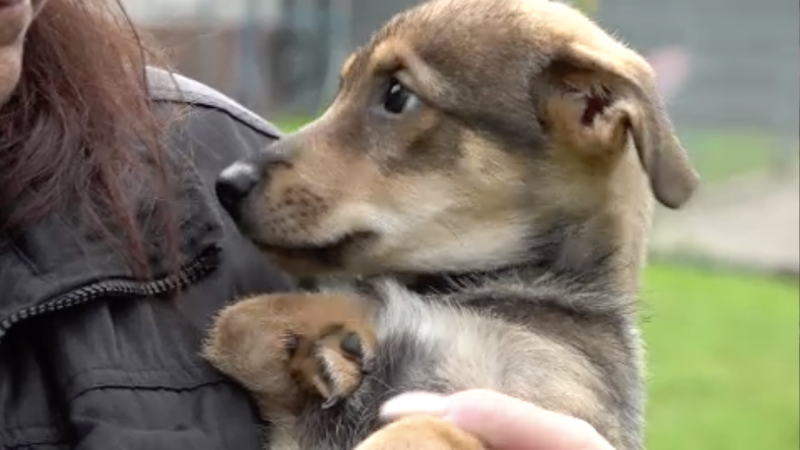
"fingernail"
380,392,450,421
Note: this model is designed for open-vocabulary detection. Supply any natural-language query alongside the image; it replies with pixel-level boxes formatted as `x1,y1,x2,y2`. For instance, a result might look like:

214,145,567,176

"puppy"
204,0,699,449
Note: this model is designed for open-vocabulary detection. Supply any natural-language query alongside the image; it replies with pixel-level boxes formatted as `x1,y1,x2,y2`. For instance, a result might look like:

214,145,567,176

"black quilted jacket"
0,69,293,450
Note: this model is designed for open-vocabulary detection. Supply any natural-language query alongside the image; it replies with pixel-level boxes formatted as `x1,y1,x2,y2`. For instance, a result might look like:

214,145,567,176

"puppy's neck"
403,212,646,298
305,212,649,298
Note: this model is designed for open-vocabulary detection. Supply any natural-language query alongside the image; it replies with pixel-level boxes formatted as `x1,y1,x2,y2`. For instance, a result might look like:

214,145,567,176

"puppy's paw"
203,293,375,415
288,321,376,409
354,416,485,450
202,295,305,414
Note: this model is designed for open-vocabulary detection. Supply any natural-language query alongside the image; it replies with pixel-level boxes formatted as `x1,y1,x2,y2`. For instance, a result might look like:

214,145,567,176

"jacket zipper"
0,245,221,341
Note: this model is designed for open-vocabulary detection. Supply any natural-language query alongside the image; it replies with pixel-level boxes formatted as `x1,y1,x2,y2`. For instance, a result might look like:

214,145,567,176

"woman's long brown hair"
0,0,177,278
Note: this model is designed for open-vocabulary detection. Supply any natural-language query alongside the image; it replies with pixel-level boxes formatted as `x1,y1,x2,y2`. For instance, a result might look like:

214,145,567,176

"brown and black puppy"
203,0,699,449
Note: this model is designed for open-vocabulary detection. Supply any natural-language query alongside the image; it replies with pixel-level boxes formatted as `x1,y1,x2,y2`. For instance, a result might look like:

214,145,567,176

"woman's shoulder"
143,67,281,192
145,66,282,142
0,69,290,344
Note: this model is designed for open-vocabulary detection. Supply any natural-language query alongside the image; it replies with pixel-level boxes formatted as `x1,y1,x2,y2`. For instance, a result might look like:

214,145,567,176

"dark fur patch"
293,332,445,449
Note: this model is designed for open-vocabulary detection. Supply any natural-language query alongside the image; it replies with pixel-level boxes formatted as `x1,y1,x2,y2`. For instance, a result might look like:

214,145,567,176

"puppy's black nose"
215,162,259,217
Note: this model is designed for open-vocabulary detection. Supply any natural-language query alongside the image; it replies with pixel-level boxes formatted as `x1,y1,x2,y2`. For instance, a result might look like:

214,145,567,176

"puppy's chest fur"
266,274,644,450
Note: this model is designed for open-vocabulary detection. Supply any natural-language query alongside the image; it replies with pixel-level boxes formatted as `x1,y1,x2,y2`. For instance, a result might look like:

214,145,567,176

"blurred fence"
125,0,800,274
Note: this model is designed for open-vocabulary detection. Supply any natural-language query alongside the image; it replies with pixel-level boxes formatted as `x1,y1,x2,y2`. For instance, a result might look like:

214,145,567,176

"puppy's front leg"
203,293,376,415
355,416,485,450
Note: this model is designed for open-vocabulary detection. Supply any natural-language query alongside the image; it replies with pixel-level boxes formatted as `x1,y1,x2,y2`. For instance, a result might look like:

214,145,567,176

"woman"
1,0,291,448
0,1,614,449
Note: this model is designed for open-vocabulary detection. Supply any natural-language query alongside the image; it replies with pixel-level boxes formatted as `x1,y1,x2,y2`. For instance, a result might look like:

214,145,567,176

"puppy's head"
216,0,699,279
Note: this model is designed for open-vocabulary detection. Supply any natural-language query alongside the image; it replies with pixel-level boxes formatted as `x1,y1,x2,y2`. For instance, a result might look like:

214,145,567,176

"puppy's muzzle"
216,150,290,220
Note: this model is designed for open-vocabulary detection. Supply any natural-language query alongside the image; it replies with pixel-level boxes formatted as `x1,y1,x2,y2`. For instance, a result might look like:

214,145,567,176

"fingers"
445,390,614,450
381,389,615,450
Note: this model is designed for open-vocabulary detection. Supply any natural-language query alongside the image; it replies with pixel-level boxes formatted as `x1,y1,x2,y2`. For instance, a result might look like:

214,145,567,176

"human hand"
380,389,615,450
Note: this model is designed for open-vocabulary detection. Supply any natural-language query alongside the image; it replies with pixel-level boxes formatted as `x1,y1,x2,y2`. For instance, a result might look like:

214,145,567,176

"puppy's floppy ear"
540,42,699,209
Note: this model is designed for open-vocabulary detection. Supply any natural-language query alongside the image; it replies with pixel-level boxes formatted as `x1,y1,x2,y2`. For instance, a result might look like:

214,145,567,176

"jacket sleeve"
32,292,268,450
0,74,288,450
50,91,286,450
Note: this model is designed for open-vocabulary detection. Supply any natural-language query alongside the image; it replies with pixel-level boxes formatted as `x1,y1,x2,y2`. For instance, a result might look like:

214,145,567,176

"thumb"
381,389,614,450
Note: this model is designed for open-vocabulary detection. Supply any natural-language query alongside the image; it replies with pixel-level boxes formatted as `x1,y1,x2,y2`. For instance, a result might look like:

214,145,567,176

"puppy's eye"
382,77,421,115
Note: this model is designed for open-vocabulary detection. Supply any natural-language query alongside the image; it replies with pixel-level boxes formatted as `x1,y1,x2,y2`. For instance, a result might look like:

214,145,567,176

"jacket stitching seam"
60,364,219,392
66,379,230,404
150,94,281,141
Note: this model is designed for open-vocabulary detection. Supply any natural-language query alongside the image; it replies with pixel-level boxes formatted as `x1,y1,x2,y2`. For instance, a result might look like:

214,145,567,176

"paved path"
650,174,800,276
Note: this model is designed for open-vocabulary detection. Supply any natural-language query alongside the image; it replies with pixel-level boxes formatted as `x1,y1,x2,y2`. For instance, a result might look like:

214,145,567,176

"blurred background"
124,1,798,448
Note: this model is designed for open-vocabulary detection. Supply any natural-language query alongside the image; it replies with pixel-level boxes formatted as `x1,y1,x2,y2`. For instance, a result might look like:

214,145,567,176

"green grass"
274,116,312,132
680,131,790,183
641,264,799,450
271,116,798,448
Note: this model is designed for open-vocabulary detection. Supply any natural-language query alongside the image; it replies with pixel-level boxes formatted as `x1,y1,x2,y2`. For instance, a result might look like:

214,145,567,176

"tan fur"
355,416,484,450
205,1,699,449
231,0,698,286
339,53,358,81
203,293,376,415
